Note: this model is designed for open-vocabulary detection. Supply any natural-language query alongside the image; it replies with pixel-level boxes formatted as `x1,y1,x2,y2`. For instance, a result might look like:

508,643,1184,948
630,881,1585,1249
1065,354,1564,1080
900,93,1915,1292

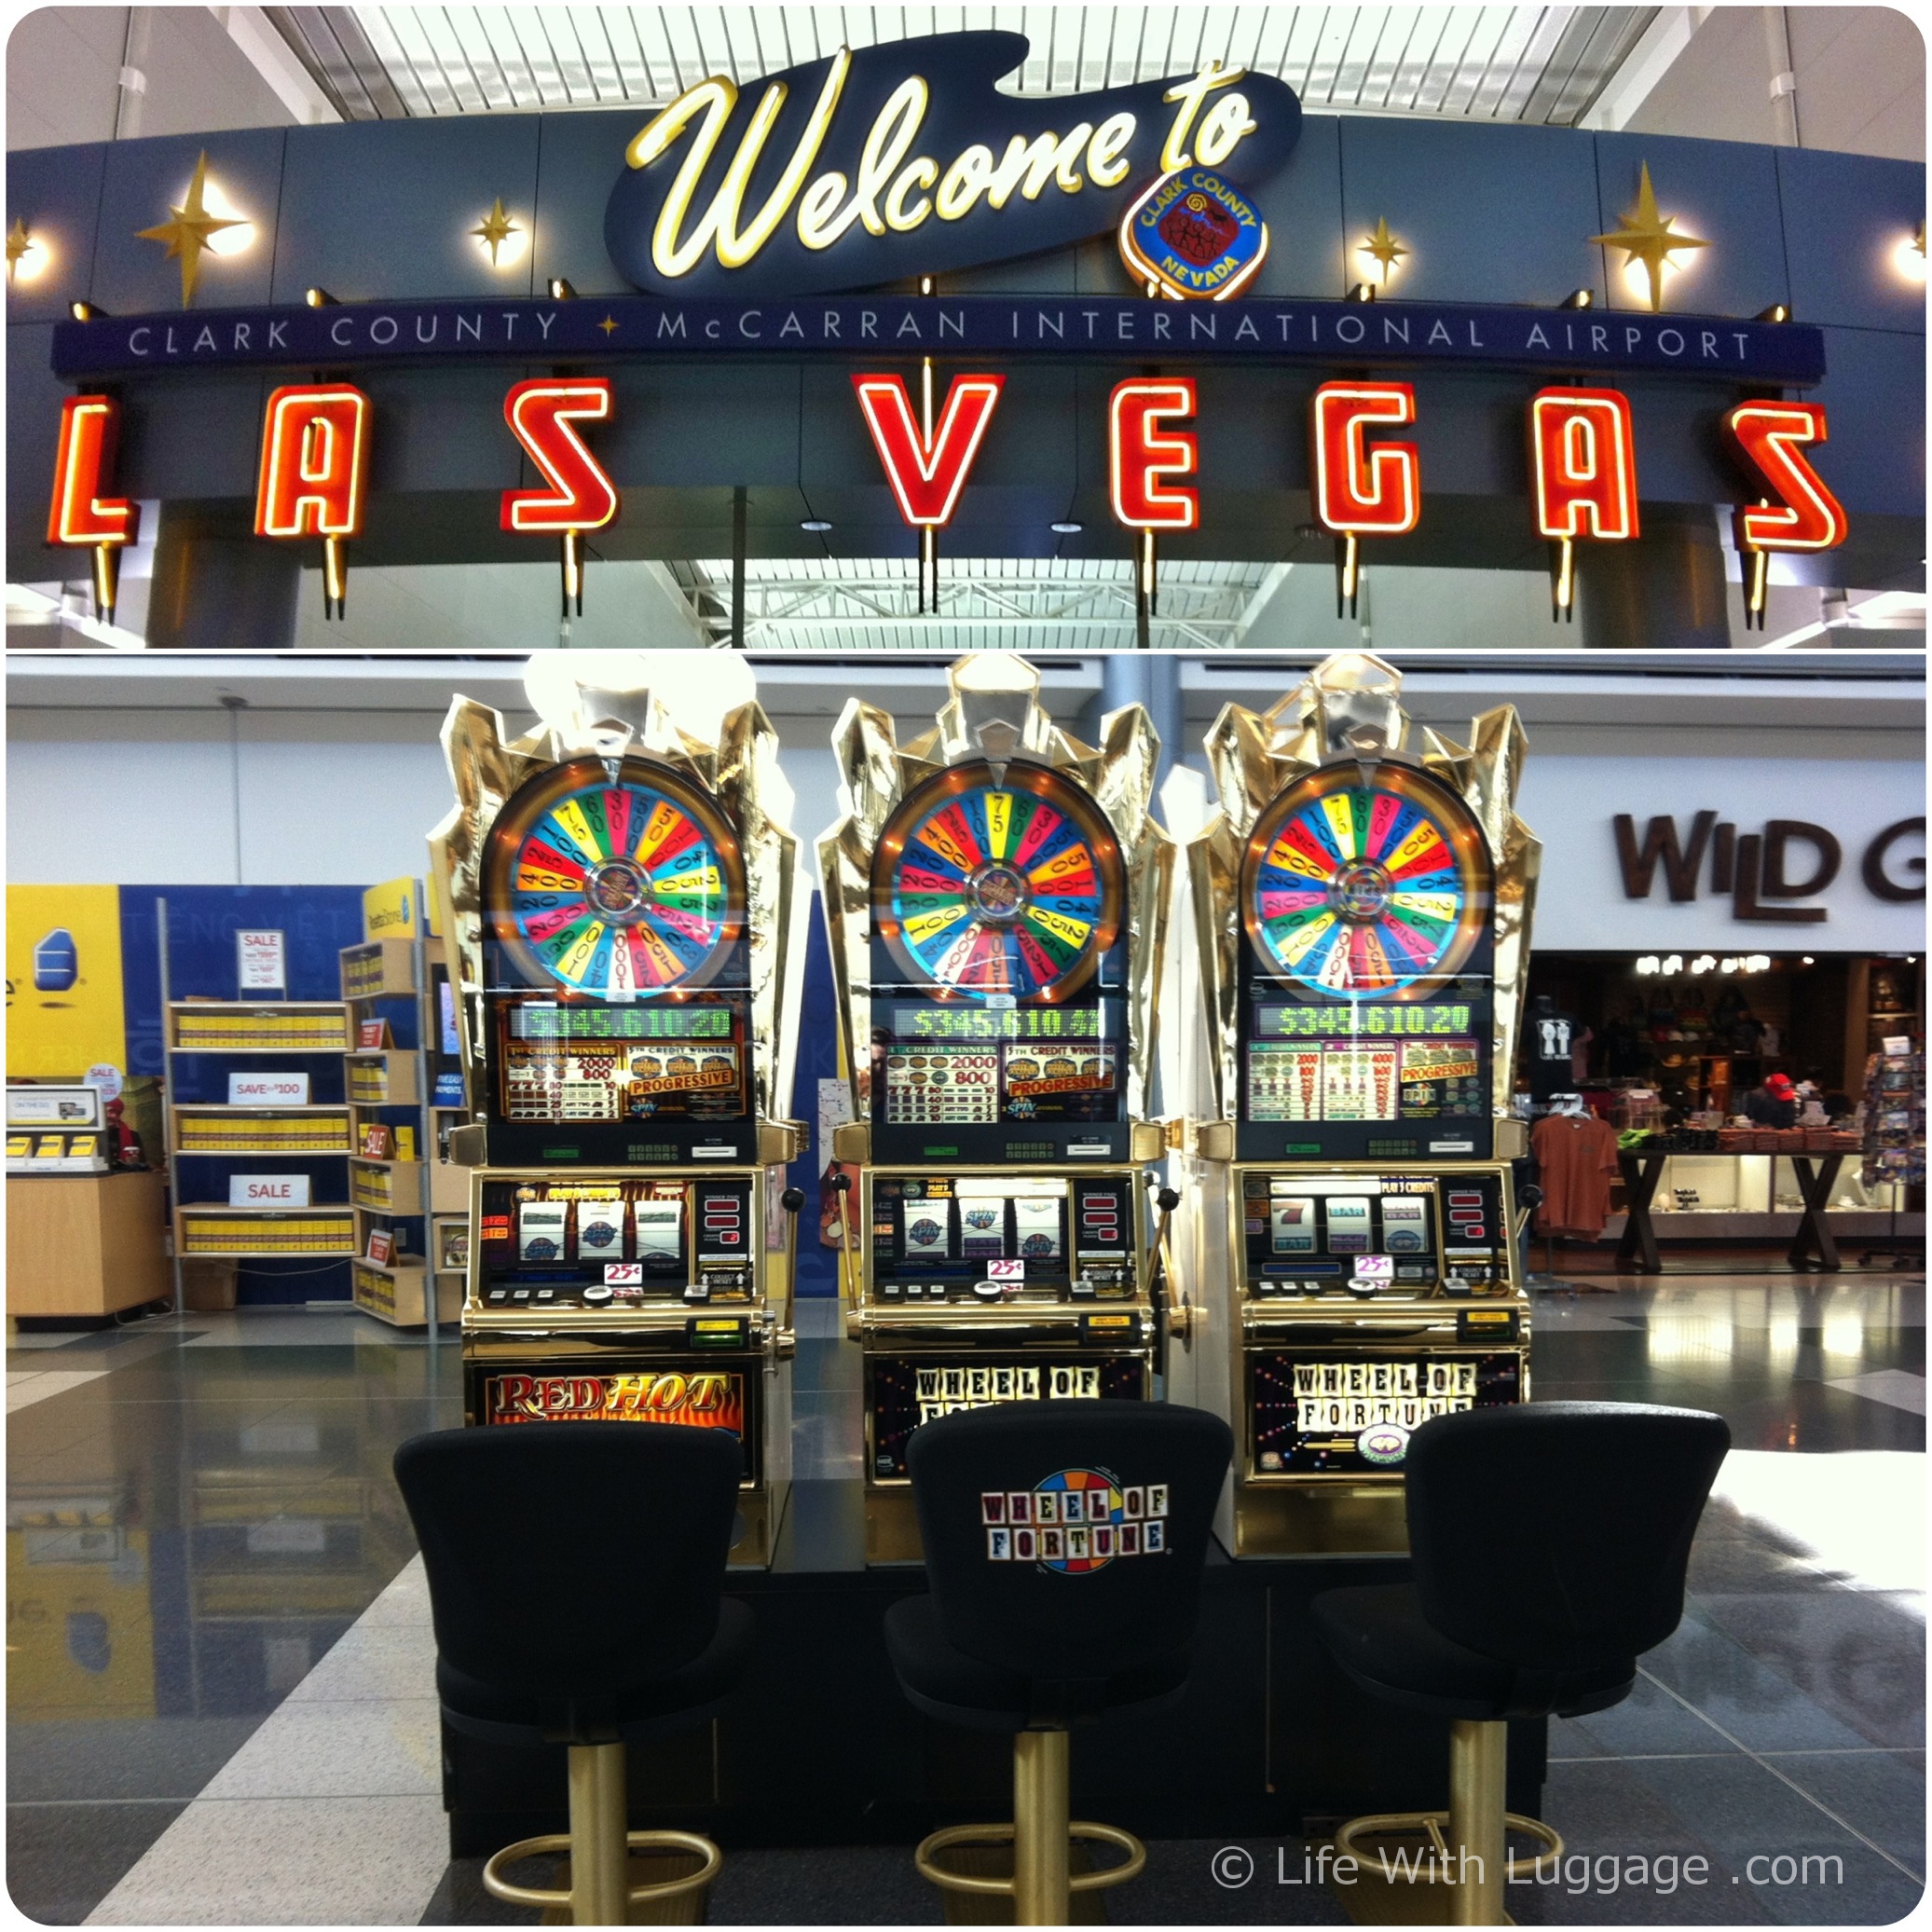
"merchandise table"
1613,1152,1667,1274
1616,1151,1851,1274
440,1478,1546,1857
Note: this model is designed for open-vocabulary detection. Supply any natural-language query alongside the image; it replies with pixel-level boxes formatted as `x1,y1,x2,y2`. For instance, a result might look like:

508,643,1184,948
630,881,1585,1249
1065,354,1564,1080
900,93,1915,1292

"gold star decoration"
596,314,620,336
1590,160,1708,313
6,216,34,279
1361,215,1407,283
136,152,244,308
473,197,519,266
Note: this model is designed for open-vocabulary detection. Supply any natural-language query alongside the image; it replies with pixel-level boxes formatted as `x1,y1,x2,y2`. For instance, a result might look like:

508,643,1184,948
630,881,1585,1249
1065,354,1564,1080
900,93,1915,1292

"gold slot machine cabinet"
1168,652,1541,1558
818,653,1175,1562
428,657,808,1567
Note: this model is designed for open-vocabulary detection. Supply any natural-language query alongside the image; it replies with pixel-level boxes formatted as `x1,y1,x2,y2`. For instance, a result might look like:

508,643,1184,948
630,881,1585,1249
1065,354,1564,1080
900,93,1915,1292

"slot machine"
818,653,1175,1561
429,658,807,1565
1170,652,1541,1557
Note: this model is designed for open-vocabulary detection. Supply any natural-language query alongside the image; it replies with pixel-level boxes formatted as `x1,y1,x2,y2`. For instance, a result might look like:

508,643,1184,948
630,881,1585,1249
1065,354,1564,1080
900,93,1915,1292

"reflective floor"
7,1273,1923,1925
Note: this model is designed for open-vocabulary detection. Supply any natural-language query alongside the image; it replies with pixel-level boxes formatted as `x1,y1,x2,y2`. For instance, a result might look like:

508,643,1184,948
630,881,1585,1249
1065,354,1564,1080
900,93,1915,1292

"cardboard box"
182,1259,238,1310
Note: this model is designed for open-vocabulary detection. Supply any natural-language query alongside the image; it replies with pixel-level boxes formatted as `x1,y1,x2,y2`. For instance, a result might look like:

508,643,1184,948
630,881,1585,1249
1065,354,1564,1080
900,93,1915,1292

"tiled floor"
7,1271,1923,1925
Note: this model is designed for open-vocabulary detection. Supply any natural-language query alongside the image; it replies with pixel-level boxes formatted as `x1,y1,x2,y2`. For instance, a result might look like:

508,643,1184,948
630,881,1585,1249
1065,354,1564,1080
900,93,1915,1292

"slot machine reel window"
870,1174,1138,1302
475,1175,755,1308
871,761,1129,1130
1240,1172,1508,1297
1240,764,1494,1136
481,756,752,1127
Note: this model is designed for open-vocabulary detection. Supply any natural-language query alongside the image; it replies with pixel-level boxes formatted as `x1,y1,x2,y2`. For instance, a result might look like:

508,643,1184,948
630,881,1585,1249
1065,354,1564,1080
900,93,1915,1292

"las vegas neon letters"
1529,388,1640,542
254,385,372,540
66,375,1844,557
48,396,141,551
851,372,1006,526
1310,382,1420,536
1723,401,1846,554
500,378,620,534
1110,378,1199,530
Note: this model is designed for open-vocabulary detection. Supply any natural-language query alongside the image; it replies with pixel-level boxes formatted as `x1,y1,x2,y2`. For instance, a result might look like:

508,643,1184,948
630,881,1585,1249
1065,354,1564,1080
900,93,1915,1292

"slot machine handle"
1514,1183,1542,1242
776,1186,804,1359
1147,1180,1193,1348
830,1170,857,1333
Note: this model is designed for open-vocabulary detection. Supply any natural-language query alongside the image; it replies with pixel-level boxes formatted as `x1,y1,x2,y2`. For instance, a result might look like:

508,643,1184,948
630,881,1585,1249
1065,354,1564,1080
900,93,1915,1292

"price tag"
987,1257,1025,1281
604,1263,644,1286
1353,1255,1395,1282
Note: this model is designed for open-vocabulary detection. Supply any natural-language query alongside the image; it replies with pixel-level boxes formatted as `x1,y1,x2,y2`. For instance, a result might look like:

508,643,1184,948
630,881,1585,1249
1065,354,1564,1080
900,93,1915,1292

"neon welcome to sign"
603,32,1301,297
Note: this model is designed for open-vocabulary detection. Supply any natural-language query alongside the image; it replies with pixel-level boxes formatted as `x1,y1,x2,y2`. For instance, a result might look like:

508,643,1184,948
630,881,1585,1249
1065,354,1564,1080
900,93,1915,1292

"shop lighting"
1757,303,1791,323
1894,224,1926,284
68,299,101,321
800,517,833,532
548,278,577,300
1346,281,1377,302
1690,953,1717,973
304,286,336,307
1049,520,1083,534
1560,289,1594,308
1802,955,1815,965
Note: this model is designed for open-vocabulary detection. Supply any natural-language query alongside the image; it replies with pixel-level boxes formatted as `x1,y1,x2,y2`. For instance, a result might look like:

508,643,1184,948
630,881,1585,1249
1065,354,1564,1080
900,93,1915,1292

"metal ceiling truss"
668,556,1290,651
265,6,1661,127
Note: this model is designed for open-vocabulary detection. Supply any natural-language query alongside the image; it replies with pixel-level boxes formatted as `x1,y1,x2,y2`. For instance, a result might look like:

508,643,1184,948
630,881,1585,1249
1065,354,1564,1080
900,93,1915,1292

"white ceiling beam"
209,6,343,122
1579,5,1711,130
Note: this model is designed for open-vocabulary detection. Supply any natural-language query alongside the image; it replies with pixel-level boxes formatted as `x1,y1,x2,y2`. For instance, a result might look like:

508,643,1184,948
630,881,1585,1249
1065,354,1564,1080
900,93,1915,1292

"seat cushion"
1312,1583,1634,1721
439,1596,754,1744
884,1593,1191,1732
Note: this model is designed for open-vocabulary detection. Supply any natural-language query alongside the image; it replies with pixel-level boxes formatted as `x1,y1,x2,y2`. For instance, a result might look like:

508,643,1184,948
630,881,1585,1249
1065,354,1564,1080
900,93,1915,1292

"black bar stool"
393,1422,753,1925
1313,1401,1729,1926
884,1399,1232,1925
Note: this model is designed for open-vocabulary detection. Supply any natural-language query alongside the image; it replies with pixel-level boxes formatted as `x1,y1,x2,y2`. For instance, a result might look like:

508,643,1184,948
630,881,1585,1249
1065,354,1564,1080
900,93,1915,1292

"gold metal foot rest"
1335,1810,1565,1880
915,1820,1147,1898
483,1828,721,1922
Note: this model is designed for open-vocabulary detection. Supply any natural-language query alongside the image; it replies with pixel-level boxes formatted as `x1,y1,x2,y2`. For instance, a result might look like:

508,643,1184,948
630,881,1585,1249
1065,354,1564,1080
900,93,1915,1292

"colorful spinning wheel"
483,756,745,996
1241,764,1492,999
874,761,1123,1003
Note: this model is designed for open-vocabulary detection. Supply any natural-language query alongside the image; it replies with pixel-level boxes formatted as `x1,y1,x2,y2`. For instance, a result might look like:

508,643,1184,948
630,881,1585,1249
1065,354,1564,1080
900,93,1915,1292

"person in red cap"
1746,1070,1800,1129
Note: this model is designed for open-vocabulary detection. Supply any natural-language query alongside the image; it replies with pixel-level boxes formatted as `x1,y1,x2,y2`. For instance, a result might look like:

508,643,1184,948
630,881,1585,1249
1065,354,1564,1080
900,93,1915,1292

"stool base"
913,1730,1146,1926
1331,1716,1565,1926
481,1741,721,1925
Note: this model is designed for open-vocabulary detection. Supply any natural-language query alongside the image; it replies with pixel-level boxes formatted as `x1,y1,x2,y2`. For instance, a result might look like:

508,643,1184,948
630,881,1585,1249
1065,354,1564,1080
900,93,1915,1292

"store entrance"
1518,952,1925,1277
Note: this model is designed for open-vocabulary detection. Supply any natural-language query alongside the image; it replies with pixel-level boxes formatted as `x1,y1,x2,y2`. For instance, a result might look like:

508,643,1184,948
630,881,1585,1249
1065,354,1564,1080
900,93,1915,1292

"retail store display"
161,997,351,1292
1529,1103,1621,1239
818,651,1172,1562
338,927,459,1329
430,657,808,1567
1525,995,1587,1103
1171,651,1540,1557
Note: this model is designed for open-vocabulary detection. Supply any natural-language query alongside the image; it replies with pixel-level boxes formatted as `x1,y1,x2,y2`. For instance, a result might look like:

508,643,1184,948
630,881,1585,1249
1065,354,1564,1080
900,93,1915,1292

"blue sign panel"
51,294,1827,385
